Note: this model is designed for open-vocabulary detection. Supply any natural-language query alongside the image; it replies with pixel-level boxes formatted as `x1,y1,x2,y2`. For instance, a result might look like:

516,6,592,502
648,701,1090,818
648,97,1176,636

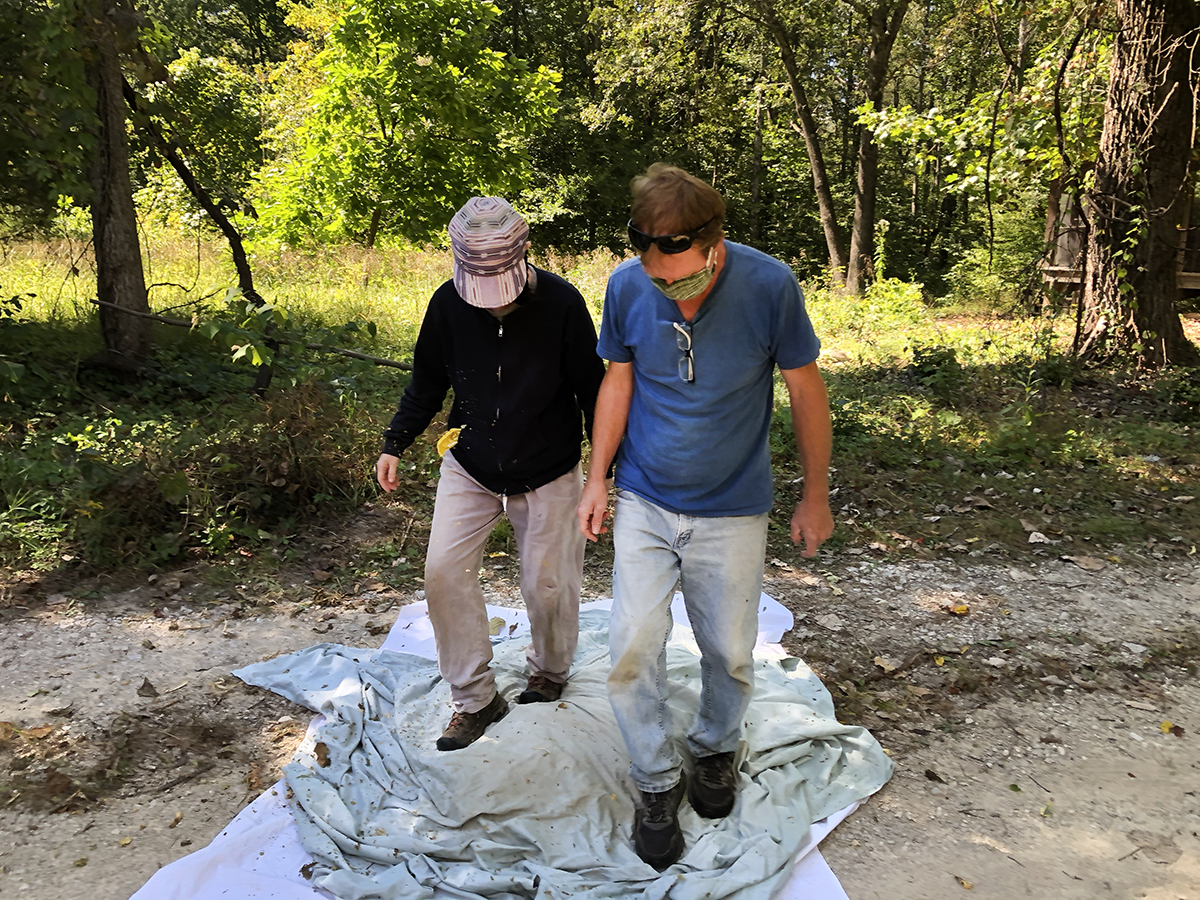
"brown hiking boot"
436,692,508,751
517,674,564,704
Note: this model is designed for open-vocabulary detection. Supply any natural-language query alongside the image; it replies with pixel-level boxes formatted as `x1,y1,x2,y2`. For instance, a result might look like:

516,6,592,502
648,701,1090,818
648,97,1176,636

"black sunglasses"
627,218,714,255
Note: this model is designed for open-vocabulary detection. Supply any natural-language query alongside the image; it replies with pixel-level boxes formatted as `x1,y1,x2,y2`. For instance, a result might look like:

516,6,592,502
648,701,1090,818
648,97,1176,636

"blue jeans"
607,489,769,793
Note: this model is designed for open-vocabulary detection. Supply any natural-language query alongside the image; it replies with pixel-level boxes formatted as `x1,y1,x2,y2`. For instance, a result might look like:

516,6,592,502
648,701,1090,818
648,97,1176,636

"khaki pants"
424,450,585,712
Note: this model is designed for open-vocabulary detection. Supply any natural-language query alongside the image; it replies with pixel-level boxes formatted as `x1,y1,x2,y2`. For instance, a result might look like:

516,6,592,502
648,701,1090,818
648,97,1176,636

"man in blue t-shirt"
576,164,834,870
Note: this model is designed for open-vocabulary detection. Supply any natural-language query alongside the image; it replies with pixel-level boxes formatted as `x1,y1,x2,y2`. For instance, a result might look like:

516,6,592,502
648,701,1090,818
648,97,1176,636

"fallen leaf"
769,558,790,568
311,569,332,583
488,551,508,558
488,616,506,636
436,427,463,456
1008,783,1022,792
924,768,947,783
141,639,156,650
873,656,902,673
934,656,945,666
74,858,87,867
816,613,843,630
24,724,53,739
1065,555,1106,572
947,602,970,616
954,874,973,889
1160,720,1174,734
1125,699,1158,711
314,742,331,767
906,685,932,697
45,769,71,796
118,836,132,847
1019,518,1039,533
1170,724,1185,738
300,861,317,880
365,621,389,636
168,811,183,829
136,678,159,698
311,622,333,634
1040,800,1054,817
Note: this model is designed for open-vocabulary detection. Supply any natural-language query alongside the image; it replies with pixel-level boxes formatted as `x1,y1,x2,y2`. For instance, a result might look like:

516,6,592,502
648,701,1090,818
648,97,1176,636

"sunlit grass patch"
1,226,1198,574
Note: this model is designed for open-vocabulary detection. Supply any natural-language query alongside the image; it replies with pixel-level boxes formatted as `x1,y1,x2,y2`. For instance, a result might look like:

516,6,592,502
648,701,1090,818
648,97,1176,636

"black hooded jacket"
381,268,605,495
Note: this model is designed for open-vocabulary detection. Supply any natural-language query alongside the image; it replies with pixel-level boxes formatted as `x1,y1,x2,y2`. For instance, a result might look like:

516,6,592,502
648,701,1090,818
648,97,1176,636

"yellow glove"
436,426,463,457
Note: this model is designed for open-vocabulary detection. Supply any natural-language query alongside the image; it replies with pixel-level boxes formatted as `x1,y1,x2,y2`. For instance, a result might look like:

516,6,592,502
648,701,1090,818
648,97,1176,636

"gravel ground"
0,549,1196,900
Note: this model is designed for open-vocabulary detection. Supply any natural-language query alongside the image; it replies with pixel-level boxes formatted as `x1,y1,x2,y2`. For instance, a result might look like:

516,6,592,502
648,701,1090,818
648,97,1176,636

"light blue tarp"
235,609,892,900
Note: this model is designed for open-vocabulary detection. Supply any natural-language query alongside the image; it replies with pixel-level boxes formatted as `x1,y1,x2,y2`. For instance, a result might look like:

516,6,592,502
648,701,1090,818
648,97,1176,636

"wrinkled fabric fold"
235,610,892,900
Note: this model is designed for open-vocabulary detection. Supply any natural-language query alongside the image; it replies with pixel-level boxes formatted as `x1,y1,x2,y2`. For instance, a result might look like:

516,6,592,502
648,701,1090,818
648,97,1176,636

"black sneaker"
517,674,564,704
634,779,685,869
436,692,508,751
689,751,737,818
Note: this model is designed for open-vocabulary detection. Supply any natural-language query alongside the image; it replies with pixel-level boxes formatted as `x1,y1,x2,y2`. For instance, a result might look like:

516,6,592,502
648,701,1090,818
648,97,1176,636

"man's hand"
791,495,833,558
376,453,400,492
577,478,612,542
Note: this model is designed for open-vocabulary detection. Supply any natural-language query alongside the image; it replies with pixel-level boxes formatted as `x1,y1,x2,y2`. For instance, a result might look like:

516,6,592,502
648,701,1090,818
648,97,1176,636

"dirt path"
1,551,1196,900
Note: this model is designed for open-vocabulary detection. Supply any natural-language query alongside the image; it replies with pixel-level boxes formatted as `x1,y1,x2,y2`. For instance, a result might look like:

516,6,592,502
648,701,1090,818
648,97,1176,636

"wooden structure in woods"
1041,188,1200,293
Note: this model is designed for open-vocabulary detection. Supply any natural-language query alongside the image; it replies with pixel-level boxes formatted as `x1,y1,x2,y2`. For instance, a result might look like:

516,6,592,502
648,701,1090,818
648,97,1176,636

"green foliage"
908,343,965,402
0,291,30,383
806,278,928,360
253,0,560,246
0,0,96,228
137,49,265,219
0,380,372,567
864,11,1110,199
1158,368,1200,423
944,192,1047,310
140,0,297,66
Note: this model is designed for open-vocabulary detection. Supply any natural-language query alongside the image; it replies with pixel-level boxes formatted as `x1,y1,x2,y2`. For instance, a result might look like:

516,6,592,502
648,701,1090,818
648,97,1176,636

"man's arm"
563,293,606,442
780,362,834,557
576,361,633,541
376,297,451,492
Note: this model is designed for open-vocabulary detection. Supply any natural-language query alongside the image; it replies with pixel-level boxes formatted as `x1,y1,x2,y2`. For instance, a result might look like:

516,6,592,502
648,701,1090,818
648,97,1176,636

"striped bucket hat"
448,197,530,309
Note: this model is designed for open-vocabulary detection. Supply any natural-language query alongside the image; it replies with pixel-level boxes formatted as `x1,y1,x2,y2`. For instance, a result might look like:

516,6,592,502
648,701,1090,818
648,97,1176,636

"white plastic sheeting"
129,596,890,900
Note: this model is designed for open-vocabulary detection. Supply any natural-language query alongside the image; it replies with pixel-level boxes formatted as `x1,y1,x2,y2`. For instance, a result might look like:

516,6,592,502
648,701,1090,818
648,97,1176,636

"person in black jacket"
376,197,606,751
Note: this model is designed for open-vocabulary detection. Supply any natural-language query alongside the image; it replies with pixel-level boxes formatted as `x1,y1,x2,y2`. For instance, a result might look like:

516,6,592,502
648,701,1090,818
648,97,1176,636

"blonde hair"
629,164,725,252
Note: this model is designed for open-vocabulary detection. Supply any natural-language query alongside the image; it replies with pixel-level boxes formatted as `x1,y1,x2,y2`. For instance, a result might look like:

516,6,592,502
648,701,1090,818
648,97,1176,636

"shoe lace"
445,710,471,730
643,788,678,823
697,755,735,789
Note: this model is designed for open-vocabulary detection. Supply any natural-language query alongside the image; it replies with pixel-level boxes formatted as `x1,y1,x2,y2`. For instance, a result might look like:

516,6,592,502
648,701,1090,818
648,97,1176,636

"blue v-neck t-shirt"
597,240,821,517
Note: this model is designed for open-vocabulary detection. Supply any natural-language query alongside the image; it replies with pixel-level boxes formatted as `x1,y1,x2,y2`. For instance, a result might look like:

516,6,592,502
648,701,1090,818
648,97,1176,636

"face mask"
648,246,717,301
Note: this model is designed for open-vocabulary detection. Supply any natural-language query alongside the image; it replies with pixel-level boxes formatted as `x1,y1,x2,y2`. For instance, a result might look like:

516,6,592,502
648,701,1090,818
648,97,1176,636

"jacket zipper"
496,321,503,473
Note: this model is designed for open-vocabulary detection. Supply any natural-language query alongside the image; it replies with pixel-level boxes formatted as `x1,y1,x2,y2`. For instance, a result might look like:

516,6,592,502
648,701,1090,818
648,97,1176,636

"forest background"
0,0,1199,585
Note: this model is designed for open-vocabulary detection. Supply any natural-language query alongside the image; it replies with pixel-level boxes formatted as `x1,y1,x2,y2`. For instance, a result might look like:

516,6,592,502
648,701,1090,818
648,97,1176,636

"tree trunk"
81,0,150,361
1079,0,1200,368
749,86,764,247
753,0,848,275
845,0,911,294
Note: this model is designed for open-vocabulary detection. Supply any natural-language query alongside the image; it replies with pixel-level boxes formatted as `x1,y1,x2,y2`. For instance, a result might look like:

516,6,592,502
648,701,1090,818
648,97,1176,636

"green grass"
1,225,1198,580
